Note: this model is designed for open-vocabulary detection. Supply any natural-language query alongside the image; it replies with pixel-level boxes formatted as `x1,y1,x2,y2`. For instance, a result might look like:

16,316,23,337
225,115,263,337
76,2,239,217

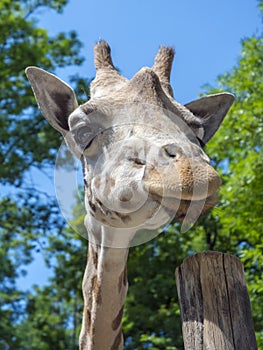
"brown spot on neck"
89,200,97,213
118,266,128,293
91,246,98,270
122,266,128,287
110,329,123,350
91,275,102,305
112,305,124,331
85,307,92,336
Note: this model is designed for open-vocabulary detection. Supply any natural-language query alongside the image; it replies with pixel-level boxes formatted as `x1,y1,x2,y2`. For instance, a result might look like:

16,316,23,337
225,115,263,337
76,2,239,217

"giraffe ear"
185,93,235,144
25,67,78,136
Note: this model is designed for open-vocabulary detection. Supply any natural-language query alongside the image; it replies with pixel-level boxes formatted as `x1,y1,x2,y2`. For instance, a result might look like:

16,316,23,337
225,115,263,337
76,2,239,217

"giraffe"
26,40,234,350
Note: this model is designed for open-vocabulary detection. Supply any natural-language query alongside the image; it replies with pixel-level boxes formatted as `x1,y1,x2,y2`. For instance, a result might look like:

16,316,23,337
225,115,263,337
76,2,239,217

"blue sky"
38,0,262,103
19,0,262,289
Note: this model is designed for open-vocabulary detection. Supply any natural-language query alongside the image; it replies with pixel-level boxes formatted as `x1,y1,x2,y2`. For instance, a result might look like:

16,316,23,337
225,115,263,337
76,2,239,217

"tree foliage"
0,0,84,348
0,0,83,186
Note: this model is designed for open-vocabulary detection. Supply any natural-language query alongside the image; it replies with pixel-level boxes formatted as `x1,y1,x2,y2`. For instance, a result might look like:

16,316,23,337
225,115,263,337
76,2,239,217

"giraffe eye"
72,121,108,149
164,144,177,158
72,125,94,149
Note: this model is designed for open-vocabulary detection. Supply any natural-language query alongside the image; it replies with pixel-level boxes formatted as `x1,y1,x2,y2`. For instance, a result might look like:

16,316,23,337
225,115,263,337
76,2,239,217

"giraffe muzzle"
143,158,222,201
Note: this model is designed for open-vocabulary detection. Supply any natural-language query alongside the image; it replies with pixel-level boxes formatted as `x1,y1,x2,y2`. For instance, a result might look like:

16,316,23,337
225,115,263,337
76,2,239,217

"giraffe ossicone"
26,40,234,349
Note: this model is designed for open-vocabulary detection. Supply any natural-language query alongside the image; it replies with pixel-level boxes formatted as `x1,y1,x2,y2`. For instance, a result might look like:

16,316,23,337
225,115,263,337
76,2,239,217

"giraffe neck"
79,221,134,350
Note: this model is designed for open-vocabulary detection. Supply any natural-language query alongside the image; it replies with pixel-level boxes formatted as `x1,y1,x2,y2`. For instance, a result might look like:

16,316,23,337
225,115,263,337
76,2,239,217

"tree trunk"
175,251,257,350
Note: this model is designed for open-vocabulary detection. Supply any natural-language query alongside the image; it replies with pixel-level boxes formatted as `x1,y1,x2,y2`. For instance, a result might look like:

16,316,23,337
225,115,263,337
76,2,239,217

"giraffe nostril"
164,144,178,158
119,189,133,202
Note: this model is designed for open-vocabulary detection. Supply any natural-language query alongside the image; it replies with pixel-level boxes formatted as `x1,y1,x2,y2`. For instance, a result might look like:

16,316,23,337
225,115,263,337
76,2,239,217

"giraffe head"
26,41,234,243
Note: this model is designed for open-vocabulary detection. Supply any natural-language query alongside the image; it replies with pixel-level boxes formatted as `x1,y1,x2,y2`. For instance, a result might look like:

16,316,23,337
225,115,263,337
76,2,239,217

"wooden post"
175,251,257,350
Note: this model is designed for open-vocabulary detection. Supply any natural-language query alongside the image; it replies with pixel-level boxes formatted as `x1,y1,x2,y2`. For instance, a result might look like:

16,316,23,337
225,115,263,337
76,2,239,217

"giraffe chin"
151,192,219,224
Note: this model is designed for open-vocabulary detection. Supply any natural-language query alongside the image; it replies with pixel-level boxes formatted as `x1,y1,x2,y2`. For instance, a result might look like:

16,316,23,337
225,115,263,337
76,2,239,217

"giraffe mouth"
151,192,218,223
145,183,219,202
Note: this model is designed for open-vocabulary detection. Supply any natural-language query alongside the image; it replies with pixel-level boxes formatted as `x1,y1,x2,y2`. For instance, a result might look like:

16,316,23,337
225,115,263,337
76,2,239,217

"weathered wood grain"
175,251,257,350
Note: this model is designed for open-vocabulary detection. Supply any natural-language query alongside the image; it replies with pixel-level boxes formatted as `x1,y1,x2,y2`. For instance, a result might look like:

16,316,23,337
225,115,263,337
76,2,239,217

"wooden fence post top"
176,250,243,269
175,251,257,350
